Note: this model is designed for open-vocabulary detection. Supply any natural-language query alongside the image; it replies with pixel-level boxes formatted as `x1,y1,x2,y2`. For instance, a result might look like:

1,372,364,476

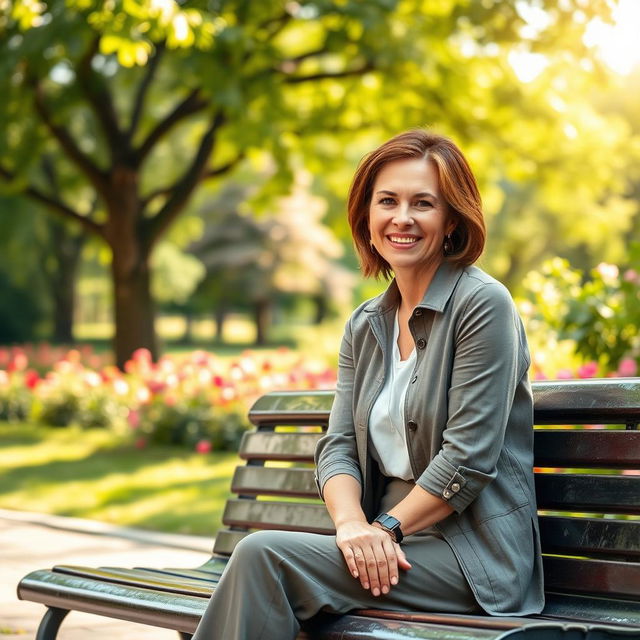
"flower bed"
0,346,336,451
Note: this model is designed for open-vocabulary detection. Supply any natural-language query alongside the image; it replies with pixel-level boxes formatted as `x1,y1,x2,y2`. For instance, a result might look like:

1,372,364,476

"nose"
392,204,414,227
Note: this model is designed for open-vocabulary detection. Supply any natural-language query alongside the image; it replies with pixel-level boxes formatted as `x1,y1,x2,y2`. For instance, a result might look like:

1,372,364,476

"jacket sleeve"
415,282,531,513
314,316,363,499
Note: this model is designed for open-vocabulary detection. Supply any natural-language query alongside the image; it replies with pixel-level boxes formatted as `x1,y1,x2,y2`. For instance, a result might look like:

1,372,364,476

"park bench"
17,378,640,639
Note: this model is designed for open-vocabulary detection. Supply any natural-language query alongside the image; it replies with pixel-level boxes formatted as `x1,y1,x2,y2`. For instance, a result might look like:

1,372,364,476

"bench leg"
35,607,69,640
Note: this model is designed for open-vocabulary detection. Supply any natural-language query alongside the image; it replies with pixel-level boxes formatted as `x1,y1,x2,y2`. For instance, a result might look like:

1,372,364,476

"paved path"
0,509,211,639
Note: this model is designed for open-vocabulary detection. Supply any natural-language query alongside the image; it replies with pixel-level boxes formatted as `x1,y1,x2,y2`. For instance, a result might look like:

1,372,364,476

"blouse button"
414,308,423,317
407,420,418,431
416,338,427,349
443,489,452,499
451,482,461,492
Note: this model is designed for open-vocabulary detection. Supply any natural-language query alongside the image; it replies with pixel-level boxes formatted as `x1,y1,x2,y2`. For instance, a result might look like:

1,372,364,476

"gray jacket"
315,261,544,615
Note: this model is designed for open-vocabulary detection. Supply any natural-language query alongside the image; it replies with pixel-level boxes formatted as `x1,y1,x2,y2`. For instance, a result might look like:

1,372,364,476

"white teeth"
389,236,417,244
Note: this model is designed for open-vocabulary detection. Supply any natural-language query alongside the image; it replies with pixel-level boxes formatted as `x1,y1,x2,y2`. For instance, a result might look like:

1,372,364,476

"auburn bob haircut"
348,129,486,279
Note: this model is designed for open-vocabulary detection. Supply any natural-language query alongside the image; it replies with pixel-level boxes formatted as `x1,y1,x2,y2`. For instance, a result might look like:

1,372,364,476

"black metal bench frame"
17,378,640,639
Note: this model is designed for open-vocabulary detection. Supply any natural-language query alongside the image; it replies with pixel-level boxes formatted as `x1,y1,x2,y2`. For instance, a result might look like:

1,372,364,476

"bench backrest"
214,379,640,604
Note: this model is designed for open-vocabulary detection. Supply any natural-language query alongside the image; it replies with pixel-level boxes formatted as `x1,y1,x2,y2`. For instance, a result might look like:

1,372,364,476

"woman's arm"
324,473,411,597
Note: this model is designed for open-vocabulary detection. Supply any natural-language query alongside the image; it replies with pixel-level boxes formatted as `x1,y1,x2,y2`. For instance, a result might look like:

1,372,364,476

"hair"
347,129,486,279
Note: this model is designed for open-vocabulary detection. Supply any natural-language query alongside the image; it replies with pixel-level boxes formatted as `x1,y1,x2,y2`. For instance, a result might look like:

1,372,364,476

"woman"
192,130,544,640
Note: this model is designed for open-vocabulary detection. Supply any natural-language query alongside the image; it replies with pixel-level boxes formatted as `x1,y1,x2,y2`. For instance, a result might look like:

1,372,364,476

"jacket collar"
364,261,464,315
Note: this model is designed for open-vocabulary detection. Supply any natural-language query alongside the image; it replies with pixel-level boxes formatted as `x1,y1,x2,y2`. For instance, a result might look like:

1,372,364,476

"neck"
394,260,443,312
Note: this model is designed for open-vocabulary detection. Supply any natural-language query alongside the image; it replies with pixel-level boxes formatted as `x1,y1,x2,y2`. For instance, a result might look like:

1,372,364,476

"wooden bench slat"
239,432,322,461
535,474,640,514
222,499,334,534
543,556,640,600
534,430,640,468
539,516,640,558
53,566,214,596
249,390,335,426
531,379,640,425
213,530,249,556
231,466,319,497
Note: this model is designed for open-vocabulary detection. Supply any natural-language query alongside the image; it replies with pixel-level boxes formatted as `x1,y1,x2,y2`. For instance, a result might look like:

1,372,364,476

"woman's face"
368,157,452,279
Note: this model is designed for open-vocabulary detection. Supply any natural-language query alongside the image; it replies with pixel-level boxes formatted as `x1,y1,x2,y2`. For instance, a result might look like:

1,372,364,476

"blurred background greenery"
1,0,639,535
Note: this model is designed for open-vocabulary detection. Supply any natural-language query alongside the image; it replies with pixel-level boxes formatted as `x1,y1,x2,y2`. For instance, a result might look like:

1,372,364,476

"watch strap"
373,513,403,543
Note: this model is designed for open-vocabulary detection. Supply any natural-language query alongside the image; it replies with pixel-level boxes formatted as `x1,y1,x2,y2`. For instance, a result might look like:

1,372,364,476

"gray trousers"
191,527,480,640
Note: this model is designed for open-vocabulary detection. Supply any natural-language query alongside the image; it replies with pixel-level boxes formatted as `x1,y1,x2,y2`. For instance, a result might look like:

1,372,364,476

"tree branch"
284,61,375,84
75,37,126,155
0,164,105,238
204,153,246,178
32,82,110,198
137,89,209,162
128,42,165,139
142,111,225,251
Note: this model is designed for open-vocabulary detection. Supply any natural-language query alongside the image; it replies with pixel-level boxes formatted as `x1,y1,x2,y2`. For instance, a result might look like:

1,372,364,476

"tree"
191,177,354,344
0,0,622,365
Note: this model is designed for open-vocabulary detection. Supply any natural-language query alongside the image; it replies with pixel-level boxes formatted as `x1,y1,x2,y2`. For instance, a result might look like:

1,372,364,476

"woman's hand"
335,520,411,596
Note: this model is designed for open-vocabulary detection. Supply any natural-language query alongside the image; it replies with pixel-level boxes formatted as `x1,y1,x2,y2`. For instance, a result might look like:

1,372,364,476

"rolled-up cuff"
416,453,493,513
315,461,362,500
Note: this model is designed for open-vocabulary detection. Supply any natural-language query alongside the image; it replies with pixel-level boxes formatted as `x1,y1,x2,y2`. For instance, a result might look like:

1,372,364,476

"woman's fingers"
336,522,408,595
395,543,412,571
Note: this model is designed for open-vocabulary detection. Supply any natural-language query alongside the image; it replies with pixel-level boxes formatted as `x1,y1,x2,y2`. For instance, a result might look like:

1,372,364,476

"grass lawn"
0,422,239,537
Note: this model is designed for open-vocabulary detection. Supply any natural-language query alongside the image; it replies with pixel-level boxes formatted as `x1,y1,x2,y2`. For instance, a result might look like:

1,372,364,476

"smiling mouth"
388,235,419,245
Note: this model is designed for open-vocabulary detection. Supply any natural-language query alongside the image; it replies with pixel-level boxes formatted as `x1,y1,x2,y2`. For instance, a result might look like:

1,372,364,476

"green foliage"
522,248,640,371
138,398,249,451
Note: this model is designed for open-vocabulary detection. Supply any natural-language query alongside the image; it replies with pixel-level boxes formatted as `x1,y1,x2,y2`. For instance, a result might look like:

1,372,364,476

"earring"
369,240,376,253
443,234,452,255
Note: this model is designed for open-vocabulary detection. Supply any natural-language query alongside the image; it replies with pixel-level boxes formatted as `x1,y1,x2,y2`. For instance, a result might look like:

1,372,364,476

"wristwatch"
373,513,404,543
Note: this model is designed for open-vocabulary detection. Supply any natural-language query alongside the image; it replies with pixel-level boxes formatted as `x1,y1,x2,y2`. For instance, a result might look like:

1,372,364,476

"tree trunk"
312,294,328,325
111,254,157,369
214,306,227,342
254,299,271,346
47,219,84,343
181,310,194,345
106,167,158,369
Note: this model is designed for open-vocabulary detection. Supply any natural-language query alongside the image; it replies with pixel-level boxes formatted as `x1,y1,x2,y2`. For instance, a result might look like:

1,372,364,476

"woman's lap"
229,529,481,617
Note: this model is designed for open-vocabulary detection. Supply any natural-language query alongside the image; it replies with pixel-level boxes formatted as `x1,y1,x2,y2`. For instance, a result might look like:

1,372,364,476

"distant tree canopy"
0,0,633,364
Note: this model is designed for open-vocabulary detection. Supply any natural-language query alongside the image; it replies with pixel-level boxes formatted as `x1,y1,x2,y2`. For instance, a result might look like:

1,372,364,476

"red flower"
24,369,40,389
195,440,212,454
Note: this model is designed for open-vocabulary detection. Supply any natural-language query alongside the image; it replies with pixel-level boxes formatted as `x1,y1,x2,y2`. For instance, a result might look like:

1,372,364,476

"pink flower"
556,369,574,379
8,352,28,372
195,439,212,454
134,437,147,449
617,358,638,377
128,410,140,429
577,362,598,378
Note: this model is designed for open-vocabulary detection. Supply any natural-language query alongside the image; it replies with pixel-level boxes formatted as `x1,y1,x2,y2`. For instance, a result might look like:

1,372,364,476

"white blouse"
368,310,415,481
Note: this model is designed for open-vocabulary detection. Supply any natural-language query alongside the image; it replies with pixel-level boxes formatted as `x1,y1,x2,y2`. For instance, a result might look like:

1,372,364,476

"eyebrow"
375,190,438,200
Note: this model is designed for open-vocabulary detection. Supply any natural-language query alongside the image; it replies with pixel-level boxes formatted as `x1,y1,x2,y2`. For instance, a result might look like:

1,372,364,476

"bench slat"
232,466,319,497
532,379,640,425
54,566,214,596
539,516,640,558
213,530,249,556
543,556,640,600
222,499,334,534
534,430,640,468
535,474,640,514
249,390,335,426
239,432,321,461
